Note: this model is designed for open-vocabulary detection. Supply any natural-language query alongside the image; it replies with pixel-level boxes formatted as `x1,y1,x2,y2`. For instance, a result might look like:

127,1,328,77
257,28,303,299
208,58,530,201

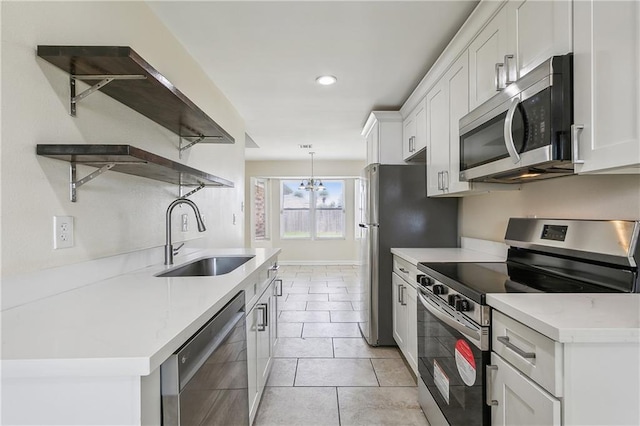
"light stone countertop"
1,247,280,378
487,293,640,343
390,247,505,265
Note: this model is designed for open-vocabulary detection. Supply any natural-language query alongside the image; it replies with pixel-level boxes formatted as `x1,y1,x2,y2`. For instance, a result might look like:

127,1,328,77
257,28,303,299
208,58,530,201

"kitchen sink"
157,255,255,277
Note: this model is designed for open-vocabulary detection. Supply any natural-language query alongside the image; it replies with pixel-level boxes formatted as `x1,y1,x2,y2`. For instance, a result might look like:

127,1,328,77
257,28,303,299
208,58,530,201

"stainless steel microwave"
459,54,574,183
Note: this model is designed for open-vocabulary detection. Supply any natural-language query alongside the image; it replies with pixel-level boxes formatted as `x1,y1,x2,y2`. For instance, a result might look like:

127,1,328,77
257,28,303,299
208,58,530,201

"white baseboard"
278,260,360,266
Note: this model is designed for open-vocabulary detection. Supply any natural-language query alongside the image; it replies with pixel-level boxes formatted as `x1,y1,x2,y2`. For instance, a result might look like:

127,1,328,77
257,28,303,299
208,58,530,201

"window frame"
251,177,271,241
280,179,346,240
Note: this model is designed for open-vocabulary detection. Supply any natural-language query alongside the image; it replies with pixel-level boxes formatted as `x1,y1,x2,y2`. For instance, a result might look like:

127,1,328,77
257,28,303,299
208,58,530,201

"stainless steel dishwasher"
161,291,249,425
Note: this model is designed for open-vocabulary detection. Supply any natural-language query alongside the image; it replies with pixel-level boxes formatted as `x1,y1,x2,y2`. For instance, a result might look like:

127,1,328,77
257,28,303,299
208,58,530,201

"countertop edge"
487,294,640,344
1,247,282,378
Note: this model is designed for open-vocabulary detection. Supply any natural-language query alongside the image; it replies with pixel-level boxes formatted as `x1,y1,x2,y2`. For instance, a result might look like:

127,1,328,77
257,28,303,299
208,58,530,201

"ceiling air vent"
299,144,313,149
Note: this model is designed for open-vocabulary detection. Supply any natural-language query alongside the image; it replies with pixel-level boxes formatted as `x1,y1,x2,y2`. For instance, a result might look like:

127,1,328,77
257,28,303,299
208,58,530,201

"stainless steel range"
415,218,640,426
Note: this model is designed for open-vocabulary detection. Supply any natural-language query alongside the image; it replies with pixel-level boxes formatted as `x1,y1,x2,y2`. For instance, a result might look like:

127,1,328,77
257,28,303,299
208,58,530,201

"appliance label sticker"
433,360,450,404
455,339,476,386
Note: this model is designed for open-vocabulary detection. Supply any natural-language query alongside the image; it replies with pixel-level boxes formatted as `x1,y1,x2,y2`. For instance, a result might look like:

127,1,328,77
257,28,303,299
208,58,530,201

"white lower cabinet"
246,266,281,424
392,272,408,349
391,255,419,376
489,352,561,426
489,309,640,426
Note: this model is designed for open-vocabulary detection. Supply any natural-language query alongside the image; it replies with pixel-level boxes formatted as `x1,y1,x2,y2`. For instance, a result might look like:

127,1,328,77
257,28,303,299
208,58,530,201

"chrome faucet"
165,198,206,265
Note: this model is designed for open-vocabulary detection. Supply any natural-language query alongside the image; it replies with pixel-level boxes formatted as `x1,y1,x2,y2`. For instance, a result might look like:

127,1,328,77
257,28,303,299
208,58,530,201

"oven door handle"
418,291,486,350
503,96,521,164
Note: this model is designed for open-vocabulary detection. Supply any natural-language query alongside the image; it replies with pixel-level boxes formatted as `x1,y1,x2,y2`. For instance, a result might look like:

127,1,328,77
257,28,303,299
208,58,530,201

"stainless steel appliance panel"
459,54,573,183
161,292,249,426
417,283,489,426
358,164,458,346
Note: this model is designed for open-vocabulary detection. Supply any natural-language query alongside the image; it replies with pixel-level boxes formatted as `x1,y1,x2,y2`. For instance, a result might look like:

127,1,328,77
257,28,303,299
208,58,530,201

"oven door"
417,287,490,426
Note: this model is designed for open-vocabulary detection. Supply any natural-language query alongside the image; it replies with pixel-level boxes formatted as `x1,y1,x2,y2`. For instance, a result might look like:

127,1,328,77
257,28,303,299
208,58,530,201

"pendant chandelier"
298,152,325,191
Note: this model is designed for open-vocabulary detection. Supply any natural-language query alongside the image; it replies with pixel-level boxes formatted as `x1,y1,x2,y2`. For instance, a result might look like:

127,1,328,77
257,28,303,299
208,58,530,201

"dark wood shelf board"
37,144,234,188
36,46,235,143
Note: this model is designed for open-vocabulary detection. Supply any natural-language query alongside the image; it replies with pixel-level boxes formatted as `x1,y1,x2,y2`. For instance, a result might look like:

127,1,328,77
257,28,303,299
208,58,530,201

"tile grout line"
336,387,342,426
293,357,299,387
369,358,381,387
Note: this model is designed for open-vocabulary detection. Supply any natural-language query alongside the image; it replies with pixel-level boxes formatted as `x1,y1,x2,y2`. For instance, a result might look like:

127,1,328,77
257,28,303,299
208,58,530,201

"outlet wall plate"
53,216,74,249
181,214,188,232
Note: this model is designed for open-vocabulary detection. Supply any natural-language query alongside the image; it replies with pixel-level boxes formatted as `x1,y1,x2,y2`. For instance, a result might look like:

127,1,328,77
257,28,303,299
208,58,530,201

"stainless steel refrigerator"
357,163,458,346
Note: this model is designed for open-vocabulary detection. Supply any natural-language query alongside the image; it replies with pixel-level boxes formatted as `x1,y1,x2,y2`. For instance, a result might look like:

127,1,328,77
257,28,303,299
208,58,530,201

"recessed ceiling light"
316,75,337,86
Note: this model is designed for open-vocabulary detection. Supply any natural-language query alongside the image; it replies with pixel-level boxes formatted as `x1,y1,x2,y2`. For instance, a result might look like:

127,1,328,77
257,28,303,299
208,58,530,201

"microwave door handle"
504,97,521,163
417,291,484,350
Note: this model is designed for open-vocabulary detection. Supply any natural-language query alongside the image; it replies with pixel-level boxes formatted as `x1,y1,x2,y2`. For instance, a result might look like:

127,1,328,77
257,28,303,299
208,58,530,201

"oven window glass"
418,299,489,426
460,105,525,170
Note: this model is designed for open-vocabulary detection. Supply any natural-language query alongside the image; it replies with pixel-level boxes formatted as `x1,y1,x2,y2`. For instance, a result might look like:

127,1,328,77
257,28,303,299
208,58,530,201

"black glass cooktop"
418,261,628,304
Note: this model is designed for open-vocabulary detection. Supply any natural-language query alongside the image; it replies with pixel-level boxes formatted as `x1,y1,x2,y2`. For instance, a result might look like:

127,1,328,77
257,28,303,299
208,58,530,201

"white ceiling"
148,1,478,161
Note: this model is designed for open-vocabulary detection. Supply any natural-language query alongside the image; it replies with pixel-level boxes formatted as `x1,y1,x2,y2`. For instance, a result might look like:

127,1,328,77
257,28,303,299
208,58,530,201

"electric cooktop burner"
419,261,623,304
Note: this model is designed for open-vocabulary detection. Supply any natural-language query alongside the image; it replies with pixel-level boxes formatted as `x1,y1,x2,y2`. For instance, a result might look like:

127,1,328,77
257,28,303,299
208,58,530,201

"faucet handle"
173,243,185,256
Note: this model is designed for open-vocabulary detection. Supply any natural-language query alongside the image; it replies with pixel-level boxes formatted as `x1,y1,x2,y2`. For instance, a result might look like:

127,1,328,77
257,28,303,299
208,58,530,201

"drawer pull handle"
399,267,409,274
486,365,499,406
497,336,536,359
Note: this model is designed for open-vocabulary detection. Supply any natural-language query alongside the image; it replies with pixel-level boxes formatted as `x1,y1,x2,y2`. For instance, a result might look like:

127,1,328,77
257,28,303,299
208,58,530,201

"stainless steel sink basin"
157,255,255,277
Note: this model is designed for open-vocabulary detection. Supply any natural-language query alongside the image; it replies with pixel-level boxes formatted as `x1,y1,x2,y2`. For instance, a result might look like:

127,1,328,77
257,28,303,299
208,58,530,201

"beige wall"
1,2,246,277
460,174,640,241
245,160,365,263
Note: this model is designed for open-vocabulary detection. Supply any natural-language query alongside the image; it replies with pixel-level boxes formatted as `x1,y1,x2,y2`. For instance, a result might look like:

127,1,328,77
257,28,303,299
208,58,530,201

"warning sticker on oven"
433,360,450,404
455,339,476,386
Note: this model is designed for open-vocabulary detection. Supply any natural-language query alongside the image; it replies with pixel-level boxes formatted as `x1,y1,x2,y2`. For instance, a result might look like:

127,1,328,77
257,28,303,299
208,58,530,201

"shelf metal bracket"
179,182,205,199
70,162,115,202
70,74,146,116
69,160,147,202
179,135,224,159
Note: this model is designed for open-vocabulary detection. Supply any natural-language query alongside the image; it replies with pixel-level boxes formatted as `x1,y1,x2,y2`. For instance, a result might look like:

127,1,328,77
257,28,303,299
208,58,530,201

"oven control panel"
417,274,489,326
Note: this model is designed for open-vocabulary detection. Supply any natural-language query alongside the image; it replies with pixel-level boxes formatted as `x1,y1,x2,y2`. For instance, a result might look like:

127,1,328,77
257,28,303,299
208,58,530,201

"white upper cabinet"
362,111,404,166
426,79,449,196
505,0,572,80
469,6,509,110
446,51,472,194
573,0,640,174
402,98,427,161
469,0,572,110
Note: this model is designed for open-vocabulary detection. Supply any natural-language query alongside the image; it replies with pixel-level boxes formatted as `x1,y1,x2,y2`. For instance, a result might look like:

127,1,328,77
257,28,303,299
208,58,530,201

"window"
281,179,345,239
253,178,270,240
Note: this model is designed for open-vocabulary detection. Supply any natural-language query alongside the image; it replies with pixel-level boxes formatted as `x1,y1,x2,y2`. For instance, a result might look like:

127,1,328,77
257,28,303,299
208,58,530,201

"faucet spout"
165,198,207,265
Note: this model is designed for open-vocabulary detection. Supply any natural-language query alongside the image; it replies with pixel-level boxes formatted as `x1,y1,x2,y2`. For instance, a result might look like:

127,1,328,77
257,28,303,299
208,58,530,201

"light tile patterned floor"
254,265,429,426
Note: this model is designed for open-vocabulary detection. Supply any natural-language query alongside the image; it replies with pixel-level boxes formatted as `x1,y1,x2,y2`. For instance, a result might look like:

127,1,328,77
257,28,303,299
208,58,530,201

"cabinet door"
246,308,259,422
469,6,509,109
426,80,449,196
366,121,379,165
402,114,416,160
391,273,407,349
270,280,280,351
574,0,640,174
446,50,471,195
506,0,572,79
256,289,272,393
413,99,427,153
489,353,561,426
405,284,418,376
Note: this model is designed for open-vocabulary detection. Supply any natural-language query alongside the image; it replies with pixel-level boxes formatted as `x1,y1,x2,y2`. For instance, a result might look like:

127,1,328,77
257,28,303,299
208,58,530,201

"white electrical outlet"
53,216,74,249
181,214,189,232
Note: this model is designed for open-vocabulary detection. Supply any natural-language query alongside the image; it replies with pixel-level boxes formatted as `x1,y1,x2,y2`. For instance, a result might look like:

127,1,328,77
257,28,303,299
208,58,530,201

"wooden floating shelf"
37,45,235,144
37,144,234,202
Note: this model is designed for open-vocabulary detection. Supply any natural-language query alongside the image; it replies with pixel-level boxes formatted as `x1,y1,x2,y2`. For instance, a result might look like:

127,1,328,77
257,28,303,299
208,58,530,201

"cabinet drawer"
392,256,419,288
489,352,561,426
492,310,563,396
